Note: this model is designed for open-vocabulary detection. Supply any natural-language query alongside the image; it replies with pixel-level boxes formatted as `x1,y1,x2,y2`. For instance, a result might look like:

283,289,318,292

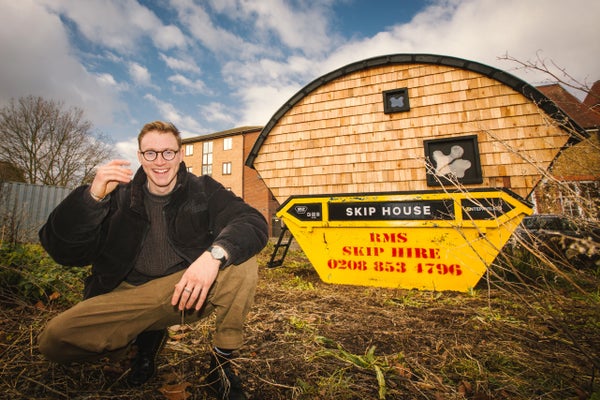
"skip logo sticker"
294,206,308,214
288,203,322,221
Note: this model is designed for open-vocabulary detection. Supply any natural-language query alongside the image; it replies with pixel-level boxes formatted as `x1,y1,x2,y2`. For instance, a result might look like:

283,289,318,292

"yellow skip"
277,189,532,292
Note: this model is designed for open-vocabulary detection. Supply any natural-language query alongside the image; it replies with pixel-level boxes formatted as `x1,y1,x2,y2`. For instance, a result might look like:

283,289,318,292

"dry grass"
0,242,598,399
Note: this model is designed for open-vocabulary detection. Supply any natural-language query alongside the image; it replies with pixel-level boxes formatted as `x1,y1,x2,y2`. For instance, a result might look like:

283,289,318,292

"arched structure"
246,54,585,203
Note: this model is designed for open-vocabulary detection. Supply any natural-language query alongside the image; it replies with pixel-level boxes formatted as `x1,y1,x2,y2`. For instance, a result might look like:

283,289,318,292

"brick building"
181,126,280,235
534,81,600,220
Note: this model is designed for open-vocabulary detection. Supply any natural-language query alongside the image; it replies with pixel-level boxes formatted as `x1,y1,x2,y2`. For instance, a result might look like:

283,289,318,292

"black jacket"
39,162,269,299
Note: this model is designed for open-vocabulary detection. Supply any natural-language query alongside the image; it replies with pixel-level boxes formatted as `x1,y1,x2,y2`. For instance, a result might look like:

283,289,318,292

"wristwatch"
208,245,227,268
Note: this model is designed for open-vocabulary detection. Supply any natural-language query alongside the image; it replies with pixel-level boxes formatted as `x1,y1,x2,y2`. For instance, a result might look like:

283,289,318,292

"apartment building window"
185,144,194,156
202,141,213,175
223,137,232,150
222,162,232,175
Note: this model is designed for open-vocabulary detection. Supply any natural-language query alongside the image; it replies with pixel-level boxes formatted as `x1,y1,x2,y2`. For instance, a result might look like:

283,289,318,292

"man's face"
137,130,183,195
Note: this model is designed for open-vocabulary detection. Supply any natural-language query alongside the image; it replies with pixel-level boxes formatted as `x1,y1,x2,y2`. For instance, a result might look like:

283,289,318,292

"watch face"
211,246,226,260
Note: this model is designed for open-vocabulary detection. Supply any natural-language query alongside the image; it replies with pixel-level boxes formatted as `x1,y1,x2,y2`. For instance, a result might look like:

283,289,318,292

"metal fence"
0,181,71,243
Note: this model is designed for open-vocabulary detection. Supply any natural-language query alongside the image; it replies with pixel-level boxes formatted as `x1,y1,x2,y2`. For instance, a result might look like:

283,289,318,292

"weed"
289,316,315,333
313,336,391,399
285,275,315,291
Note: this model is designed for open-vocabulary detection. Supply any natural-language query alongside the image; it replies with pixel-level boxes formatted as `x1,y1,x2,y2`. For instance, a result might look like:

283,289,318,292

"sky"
1,0,599,168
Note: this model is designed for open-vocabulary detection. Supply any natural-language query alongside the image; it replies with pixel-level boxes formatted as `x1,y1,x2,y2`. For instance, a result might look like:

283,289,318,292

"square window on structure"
383,88,410,114
224,137,232,151
424,135,483,186
223,162,232,175
185,144,194,156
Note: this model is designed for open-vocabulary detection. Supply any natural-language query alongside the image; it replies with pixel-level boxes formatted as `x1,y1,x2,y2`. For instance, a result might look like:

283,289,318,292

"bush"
0,243,87,306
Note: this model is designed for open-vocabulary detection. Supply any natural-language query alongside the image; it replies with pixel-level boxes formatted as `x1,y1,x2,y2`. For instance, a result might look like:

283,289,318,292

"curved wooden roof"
246,53,585,168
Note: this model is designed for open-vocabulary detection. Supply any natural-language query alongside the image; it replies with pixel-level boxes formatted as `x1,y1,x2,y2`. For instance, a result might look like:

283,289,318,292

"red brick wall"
243,131,280,235
182,128,280,236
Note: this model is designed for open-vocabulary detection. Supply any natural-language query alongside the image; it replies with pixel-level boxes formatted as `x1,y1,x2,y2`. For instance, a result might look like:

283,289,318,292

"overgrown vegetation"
0,243,87,306
0,239,598,399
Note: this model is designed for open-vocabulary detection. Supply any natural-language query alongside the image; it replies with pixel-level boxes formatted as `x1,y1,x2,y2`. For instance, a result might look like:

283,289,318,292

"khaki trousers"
38,257,258,364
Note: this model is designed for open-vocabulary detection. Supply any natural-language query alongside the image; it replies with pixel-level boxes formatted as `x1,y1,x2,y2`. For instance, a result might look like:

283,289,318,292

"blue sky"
1,0,599,167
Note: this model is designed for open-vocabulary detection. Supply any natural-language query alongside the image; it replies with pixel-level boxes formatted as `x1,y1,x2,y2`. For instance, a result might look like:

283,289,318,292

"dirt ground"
0,243,598,399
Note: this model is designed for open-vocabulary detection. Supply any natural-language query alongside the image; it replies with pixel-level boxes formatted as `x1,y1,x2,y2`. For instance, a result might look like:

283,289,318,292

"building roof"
246,53,587,168
182,126,262,143
583,80,600,112
537,83,600,130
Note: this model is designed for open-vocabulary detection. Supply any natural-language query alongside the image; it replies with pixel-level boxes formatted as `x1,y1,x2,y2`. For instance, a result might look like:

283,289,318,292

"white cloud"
0,0,121,125
200,102,237,125
128,62,153,86
38,0,186,53
152,24,187,50
235,0,336,55
96,73,130,92
168,74,211,94
160,53,201,73
144,94,206,136
320,0,600,89
96,73,118,87
171,0,262,58
236,84,300,127
115,137,141,170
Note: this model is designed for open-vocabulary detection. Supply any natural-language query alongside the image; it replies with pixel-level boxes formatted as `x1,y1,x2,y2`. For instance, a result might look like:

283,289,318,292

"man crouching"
38,121,268,400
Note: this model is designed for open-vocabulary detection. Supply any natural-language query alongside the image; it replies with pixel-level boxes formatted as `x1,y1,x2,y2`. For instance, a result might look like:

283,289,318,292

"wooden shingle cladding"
247,54,585,204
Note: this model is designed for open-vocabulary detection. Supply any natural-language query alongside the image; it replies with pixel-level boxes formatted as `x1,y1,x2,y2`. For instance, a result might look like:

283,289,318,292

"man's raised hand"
89,160,133,200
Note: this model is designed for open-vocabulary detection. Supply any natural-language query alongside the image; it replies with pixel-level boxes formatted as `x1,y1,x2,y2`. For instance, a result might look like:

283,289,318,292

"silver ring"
184,287,192,293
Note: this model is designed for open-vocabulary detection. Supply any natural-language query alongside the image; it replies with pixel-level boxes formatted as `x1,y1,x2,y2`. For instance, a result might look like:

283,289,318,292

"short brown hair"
137,121,182,149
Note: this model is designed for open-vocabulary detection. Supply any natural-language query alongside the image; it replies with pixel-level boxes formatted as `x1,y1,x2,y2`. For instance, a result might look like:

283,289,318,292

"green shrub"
0,243,87,305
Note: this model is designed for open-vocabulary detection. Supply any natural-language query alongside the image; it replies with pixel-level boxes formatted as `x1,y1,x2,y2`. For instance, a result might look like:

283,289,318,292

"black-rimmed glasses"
140,149,179,161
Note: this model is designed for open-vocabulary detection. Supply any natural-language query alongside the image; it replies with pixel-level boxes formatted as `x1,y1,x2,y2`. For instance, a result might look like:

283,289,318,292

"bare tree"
500,51,596,96
0,96,114,188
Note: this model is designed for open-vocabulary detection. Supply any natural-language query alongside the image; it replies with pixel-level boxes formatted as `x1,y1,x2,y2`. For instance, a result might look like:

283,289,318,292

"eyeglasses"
140,149,179,161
